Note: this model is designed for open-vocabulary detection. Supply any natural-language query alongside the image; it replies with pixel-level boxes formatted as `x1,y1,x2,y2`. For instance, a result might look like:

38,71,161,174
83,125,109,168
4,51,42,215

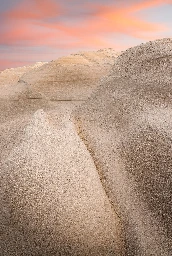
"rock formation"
1,39,172,255
0,49,123,255
74,38,172,255
0,62,47,99
0,109,123,255
17,48,119,101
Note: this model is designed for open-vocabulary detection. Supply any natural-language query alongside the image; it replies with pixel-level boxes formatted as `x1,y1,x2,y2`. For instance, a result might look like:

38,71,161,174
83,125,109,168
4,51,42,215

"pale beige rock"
18,48,119,100
0,109,123,255
2,38,172,255
0,62,47,99
0,49,123,255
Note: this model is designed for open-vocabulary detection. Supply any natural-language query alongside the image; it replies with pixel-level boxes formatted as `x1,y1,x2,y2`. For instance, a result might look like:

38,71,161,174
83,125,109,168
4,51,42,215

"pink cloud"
0,59,33,71
5,0,61,20
1,0,169,46
0,0,171,69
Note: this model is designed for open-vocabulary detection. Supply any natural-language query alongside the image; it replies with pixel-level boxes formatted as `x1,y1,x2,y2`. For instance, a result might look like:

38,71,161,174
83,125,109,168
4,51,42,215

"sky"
0,0,172,70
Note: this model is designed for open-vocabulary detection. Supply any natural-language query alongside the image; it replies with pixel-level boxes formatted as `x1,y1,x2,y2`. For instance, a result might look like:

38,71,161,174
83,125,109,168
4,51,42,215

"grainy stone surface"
1,39,172,255
0,109,123,255
74,39,172,255
0,49,123,255
113,38,172,84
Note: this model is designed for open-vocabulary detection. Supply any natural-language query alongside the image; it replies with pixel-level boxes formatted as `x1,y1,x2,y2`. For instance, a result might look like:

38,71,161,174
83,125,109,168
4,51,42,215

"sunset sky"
0,0,172,70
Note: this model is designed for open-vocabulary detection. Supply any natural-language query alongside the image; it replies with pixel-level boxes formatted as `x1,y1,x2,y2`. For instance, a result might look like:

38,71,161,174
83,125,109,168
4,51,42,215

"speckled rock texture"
0,49,124,255
74,39,172,255
0,109,123,255
113,38,172,84
1,39,172,255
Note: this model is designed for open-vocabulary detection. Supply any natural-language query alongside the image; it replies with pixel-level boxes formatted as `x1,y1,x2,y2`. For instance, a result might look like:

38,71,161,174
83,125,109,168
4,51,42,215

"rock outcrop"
0,109,123,255
18,48,119,101
1,39,172,255
0,49,123,255
74,38,172,255
0,62,47,99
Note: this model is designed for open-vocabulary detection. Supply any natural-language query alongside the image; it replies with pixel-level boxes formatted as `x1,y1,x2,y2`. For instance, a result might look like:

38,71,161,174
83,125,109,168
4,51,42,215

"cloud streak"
5,0,61,20
0,0,172,69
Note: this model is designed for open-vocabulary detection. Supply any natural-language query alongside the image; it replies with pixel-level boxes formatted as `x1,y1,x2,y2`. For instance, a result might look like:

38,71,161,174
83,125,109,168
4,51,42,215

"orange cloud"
34,0,167,43
0,0,171,69
81,0,167,39
1,0,168,46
